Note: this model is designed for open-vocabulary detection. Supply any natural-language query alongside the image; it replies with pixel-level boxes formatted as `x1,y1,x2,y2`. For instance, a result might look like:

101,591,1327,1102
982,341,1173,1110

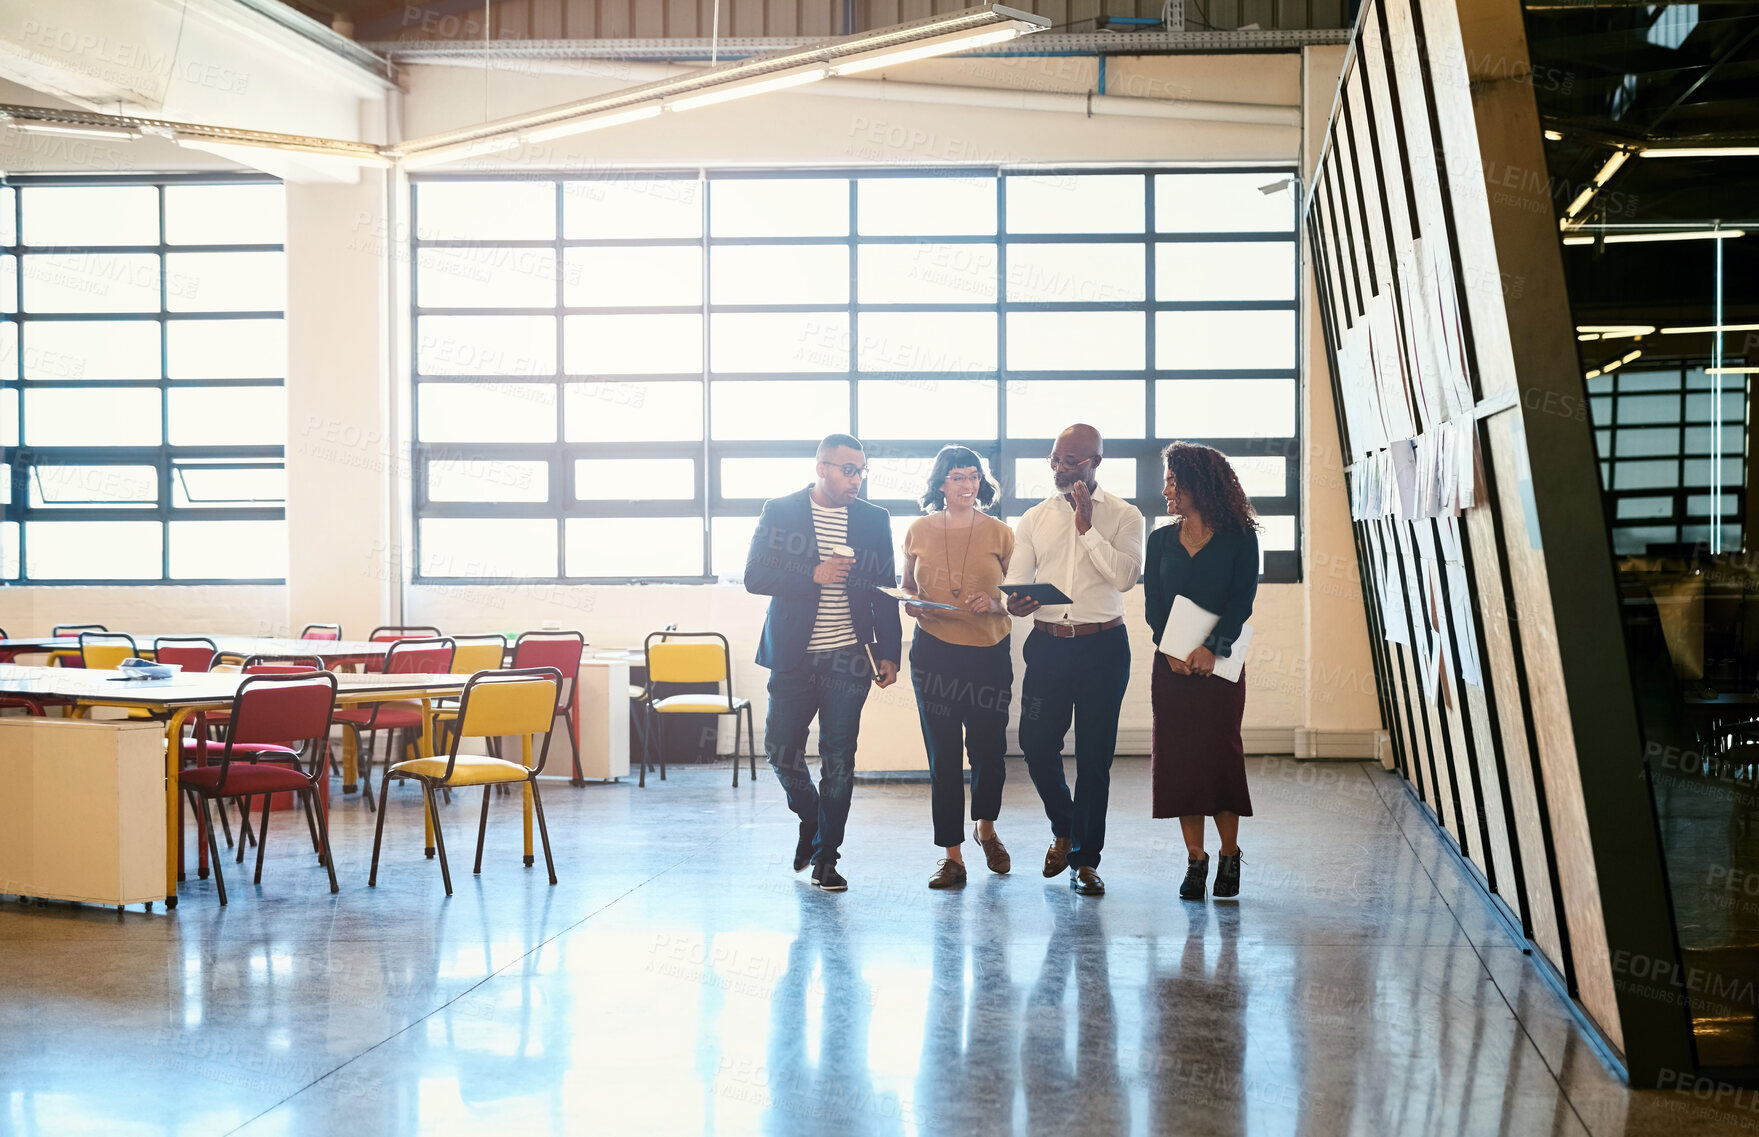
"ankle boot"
1179,855,1209,901
1214,850,1243,898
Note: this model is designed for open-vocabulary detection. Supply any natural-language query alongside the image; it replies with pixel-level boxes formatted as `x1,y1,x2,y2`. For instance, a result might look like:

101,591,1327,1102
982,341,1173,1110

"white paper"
1390,439,1418,520
1380,539,1411,646
1212,623,1252,684
1447,562,1483,687
1158,594,1219,661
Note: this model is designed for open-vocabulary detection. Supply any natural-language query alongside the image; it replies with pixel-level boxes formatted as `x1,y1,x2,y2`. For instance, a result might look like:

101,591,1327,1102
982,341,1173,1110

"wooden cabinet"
0,718,167,908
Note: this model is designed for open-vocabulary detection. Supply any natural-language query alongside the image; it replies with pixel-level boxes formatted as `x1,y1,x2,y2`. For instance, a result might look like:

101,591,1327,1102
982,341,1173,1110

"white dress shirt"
1004,485,1145,625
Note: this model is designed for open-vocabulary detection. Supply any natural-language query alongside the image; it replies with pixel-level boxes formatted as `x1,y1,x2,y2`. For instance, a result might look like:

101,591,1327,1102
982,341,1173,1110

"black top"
1144,522,1260,658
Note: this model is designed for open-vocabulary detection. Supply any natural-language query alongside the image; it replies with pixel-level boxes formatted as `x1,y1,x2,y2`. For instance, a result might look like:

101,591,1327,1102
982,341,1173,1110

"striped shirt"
807,500,858,652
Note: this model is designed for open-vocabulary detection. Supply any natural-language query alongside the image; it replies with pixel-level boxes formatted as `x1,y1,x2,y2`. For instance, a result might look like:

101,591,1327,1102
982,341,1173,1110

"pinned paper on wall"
1390,438,1418,520
1337,327,1386,456
1380,539,1411,646
1367,291,1417,442
1420,238,1475,420
1397,241,1446,430
1447,561,1483,688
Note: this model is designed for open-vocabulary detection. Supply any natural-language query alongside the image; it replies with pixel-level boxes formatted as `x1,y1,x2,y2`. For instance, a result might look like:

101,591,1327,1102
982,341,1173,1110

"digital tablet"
878,587,964,612
1003,582,1075,606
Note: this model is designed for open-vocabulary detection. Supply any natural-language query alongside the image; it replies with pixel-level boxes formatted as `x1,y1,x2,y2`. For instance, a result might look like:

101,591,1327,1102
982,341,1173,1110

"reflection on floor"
1654,763,1759,1068
0,757,1752,1135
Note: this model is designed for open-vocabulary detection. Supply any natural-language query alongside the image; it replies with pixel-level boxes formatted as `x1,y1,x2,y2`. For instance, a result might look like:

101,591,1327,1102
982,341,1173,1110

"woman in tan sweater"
901,445,1015,889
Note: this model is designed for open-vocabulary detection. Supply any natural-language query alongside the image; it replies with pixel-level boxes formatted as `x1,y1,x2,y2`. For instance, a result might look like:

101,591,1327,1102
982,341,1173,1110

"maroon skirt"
1150,658,1253,819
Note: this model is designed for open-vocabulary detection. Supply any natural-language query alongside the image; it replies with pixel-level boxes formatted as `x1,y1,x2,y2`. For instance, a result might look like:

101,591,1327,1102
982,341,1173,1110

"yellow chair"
431,635,509,749
49,623,108,667
80,632,142,670
368,667,562,896
639,631,757,789
449,635,508,675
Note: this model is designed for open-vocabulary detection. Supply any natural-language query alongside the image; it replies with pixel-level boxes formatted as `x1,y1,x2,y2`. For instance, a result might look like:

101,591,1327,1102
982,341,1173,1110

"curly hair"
918,445,998,513
1162,441,1260,534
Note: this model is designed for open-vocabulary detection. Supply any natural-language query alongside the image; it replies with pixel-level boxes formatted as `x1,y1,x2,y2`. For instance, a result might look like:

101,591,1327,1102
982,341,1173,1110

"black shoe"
1214,850,1243,898
810,863,848,892
1179,856,1209,901
793,822,817,873
1070,866,1105,896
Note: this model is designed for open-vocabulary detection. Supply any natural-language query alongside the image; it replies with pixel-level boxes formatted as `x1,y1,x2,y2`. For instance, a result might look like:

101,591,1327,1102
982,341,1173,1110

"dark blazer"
744,486,903,673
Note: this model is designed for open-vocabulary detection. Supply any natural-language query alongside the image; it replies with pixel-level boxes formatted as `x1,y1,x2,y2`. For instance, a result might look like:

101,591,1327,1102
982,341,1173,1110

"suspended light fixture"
391,4,1050,168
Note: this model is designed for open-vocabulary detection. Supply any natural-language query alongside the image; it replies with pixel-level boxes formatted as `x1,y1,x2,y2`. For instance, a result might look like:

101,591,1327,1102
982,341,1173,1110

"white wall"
0,47,1378,770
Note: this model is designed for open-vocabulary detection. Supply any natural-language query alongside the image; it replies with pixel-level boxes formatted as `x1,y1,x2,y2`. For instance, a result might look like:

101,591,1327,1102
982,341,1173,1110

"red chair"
334,638,455,807
300,624,342,641
178,671,341,905
185,655,328,876
512,631,586,784
154,637,218,672
364,626,441,672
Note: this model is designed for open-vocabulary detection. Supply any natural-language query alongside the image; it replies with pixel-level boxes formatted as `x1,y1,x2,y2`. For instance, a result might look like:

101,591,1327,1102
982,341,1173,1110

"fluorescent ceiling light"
1585,368,1602,380
1659,322,1759,335
392,5,1048,167
1543,129,1564,141
176,135,391,168
1621,349,1642,365
1575,324,1654,340
1562,149,1631,220
665,68,829,111
524,104,662,143
1563,229,1744,245
1707,367,1759,375
12,120,138,140
830,25,1023,74
401,135,522,170
1641,146,1759,158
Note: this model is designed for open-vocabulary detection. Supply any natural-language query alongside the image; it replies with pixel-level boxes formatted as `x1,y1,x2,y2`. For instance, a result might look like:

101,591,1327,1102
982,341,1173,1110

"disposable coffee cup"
831,544,855,560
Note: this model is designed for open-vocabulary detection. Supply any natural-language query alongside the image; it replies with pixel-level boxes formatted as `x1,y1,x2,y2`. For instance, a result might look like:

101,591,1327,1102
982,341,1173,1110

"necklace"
942,511,977,598
1180,521,1213,556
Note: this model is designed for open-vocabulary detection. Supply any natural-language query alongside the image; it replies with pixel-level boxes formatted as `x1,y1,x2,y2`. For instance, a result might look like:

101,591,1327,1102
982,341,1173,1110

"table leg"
522,734,534,867
421,701,436,857
163,708,197,909
341,726,359,792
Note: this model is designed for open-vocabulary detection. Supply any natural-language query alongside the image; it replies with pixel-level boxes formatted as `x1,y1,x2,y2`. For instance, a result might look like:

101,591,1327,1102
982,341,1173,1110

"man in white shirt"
1003,423,1145,896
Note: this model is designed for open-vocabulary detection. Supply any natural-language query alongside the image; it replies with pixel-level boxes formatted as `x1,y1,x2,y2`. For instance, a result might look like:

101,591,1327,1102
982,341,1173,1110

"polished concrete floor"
2,756,1756,1136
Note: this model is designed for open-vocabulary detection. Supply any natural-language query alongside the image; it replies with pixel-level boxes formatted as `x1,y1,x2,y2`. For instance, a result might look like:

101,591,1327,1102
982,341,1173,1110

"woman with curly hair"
1145,441,1260,901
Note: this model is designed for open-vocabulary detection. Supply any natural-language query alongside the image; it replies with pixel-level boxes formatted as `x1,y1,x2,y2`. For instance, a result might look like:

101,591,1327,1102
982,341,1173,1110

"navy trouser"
764,645,872,868
910,630,1012,848
1018,624,1131,869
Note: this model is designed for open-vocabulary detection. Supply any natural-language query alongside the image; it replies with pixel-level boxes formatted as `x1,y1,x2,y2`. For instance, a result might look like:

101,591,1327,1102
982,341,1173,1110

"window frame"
408,166,1303,585
1589,357,1748,553
0,172,287,585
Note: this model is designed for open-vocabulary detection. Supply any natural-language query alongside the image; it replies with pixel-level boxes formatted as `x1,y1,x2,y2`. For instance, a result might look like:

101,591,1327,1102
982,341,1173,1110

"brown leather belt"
1034,616,1124,638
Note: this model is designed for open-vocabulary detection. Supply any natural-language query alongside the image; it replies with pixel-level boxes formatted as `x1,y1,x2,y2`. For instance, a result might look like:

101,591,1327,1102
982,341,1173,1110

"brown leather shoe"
975,828,1011,874
1042,837,1071,878
1070,866,1105,895
928,858,967,890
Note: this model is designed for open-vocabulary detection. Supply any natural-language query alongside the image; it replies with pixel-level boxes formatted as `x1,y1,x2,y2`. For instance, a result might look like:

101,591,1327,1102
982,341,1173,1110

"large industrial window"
409,167,1301,584
0,175,288,584
1589,361,1746,555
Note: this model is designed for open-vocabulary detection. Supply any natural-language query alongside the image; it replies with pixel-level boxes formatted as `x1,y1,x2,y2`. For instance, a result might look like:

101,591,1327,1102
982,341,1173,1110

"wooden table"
0,664,471,908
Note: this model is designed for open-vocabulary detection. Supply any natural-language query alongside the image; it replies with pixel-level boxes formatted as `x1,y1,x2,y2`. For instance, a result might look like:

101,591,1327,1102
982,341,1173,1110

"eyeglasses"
1047,455,1096,471
819,461,868,479
945,473,983,486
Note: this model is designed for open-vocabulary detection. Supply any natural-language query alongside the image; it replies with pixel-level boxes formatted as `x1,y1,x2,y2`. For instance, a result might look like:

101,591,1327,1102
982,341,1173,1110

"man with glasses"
1003,423,1145,895
746,433,901,892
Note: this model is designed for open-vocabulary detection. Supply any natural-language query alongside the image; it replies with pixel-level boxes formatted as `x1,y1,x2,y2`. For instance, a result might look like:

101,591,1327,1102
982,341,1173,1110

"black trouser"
1018,624,1130,870
910,630,1012,848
